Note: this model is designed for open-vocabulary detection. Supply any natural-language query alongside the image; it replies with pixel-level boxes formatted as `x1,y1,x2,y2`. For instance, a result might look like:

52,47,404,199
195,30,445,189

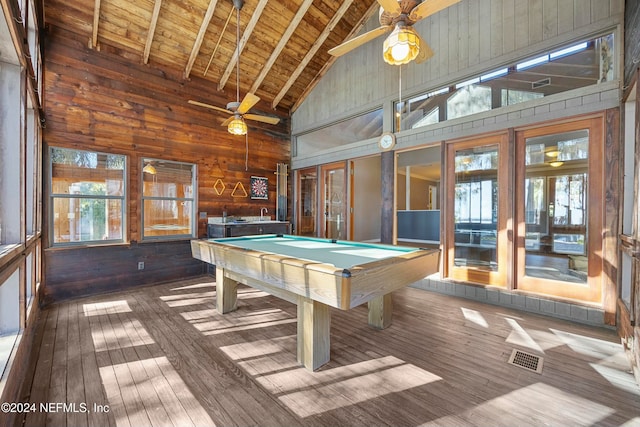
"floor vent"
508,349,544,374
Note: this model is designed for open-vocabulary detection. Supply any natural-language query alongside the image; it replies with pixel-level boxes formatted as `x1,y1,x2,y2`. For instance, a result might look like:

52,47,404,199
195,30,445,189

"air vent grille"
508,349,544,374
532,78,551,89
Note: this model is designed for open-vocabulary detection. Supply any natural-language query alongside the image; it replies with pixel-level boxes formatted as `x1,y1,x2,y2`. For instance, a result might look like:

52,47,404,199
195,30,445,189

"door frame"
515,116,604,302
320,161,348,240
444,132,510,286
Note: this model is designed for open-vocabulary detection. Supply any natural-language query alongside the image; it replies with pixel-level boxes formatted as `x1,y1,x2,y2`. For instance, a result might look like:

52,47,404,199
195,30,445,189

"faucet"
260,208,268,221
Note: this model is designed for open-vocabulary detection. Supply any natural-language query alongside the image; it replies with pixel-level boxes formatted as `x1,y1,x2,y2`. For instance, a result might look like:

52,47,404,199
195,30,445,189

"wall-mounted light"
228,116,247,135
383,25,421,65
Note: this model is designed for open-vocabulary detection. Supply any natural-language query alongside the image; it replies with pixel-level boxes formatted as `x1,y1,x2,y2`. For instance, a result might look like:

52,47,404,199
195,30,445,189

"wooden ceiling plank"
143,0,163,64
249,0,313,94
218,0,269,91
272,0,355,109
91,0,101,49
184,0,219,78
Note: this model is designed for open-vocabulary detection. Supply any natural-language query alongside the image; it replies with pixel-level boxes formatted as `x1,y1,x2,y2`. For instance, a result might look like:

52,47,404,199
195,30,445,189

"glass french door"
516,118,603,302
296,167,317,237
445,134,509,285
321,162,347,239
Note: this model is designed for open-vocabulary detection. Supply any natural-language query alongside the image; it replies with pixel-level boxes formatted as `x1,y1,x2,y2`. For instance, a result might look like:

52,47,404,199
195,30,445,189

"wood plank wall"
42,24,291,303
624,0,640,87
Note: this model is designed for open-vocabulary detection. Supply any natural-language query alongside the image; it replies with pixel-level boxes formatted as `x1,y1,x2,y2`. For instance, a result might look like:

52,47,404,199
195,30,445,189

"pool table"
191,234,439,370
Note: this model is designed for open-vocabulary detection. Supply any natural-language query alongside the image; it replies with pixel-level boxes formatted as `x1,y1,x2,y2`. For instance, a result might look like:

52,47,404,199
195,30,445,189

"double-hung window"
50,147,126,245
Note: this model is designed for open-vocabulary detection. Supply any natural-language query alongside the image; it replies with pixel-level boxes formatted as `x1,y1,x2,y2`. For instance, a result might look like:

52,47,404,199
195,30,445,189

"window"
520,127,592,289
395,33,615,132
295,109,383,157
453,146,499,270
142,159,196,239
50,147,126,245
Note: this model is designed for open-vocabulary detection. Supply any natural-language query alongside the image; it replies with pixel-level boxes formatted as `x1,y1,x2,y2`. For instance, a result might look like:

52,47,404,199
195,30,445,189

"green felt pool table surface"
206,234,422,270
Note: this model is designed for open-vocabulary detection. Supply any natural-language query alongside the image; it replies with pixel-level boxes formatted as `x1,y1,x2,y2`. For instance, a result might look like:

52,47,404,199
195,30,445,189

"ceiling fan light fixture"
228,116,247,135
143,163,157,174
383,25,421,65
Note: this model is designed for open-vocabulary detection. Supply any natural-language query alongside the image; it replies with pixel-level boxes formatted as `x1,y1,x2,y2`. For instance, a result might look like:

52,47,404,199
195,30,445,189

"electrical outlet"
137,261,145,270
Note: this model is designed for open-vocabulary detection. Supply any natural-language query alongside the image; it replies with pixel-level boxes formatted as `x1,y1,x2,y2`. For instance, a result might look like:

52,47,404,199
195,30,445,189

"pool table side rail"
346,248,440,308
191,239,440,310
191,239,349,308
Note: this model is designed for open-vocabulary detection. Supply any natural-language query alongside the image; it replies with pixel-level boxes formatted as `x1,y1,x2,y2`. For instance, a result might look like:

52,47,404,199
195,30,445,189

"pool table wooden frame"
191,235,439,370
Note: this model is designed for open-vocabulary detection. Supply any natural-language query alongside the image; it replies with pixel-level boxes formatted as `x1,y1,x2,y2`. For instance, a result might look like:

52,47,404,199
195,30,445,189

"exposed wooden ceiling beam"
218,0,269,91
272,0,354,109
291,2,379,112
90,0,101,49
143,0,163,64
184,0,219,78
249,0,313,94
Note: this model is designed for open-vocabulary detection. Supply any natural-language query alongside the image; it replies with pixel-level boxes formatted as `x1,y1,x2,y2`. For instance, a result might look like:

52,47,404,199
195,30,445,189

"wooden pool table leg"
297,296,331,371
215,267,238,313
368,293,393,329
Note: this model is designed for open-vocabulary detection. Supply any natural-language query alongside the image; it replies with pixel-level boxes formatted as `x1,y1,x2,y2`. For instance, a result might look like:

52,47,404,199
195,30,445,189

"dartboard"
250,177,268,199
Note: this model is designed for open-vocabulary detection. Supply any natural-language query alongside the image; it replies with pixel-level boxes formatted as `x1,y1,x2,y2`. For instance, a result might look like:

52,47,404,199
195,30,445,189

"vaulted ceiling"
43,0,379,115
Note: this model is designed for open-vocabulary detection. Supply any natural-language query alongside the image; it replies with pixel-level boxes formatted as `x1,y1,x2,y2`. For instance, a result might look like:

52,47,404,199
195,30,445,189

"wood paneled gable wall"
42,24,290,303
293,0,624,133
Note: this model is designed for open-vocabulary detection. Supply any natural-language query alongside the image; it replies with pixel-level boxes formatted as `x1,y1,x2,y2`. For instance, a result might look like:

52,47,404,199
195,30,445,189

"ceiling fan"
329,0,461,65
188,0,279,135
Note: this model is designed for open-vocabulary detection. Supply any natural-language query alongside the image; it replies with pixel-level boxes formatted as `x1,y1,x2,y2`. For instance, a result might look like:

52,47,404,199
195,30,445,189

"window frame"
141,158,197,241
49,147,127,247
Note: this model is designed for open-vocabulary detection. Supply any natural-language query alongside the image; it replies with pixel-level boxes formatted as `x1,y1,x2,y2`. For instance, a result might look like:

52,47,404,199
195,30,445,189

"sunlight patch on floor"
590,359,640,396
418,382,614,426
181,308,296,335
99,356,215,427
170,281,215,291
221,335,296,360
461,307,489,328
91,318,156,353
278,362,441,417
256,356,408,394
83,300,132,316
551,328,623,358
159,291,215,307
505,318,545,353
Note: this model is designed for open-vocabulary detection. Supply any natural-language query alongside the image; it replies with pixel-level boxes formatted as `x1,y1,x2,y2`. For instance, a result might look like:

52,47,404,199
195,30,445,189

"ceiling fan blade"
237,93,260,114
188,100,232,114
244,113,280,125
328,25,392,57
221,116,234,127
377,0,401,15
415,35,434,63
409,0,461,22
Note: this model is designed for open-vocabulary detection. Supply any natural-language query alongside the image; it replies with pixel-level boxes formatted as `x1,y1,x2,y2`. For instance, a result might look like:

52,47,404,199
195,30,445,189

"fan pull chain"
398,64,402,131
245,131,249,171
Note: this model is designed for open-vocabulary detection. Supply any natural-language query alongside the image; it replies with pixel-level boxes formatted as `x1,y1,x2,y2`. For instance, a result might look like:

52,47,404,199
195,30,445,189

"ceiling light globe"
383,26,421,65
391,44,410,61
228,117,247,135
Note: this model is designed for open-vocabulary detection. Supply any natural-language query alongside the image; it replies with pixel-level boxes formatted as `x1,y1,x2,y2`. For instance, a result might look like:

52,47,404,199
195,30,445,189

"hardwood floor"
15,276,640,427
